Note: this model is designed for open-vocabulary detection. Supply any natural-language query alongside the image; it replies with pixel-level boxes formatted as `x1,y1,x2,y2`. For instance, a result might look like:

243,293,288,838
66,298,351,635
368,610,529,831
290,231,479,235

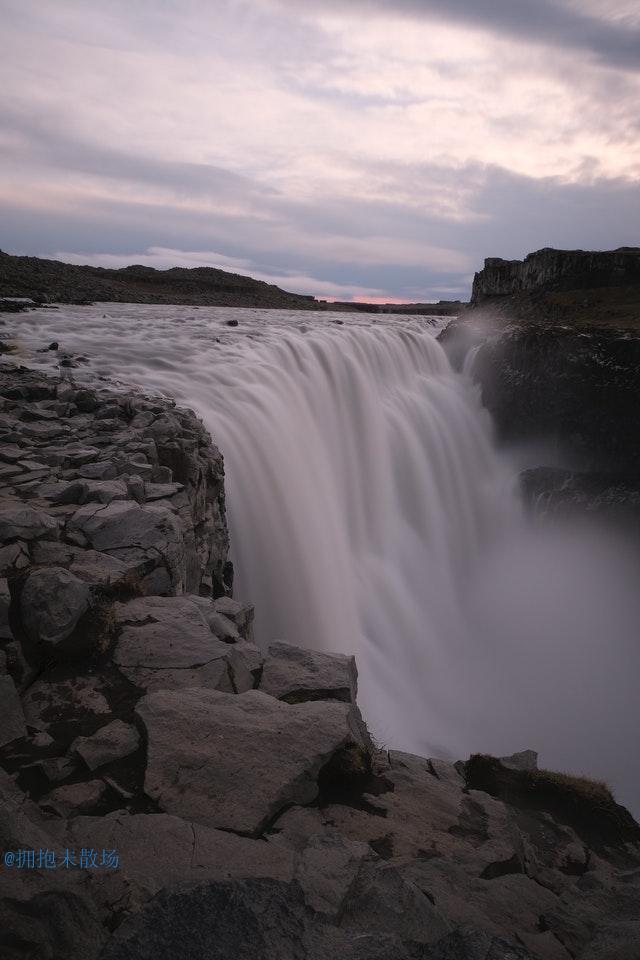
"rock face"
471,326,640,474
1,363,640,960
137,688,369,835
21,566,90,649
0,364,229,599
471,247,640,304
443,248,640,513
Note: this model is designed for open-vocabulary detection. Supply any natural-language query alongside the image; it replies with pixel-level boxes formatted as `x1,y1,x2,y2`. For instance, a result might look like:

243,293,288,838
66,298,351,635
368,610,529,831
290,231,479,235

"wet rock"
21,566,90,650
71,720,140,771
136,688,369,836
259,640,357,704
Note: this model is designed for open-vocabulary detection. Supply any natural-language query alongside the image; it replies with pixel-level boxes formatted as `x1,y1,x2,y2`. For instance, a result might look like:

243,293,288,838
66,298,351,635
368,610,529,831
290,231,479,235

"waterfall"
12,305,640,809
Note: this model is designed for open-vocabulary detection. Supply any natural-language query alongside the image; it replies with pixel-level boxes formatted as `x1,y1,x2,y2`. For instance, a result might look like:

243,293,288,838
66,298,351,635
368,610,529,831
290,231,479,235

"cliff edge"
469,246,640,329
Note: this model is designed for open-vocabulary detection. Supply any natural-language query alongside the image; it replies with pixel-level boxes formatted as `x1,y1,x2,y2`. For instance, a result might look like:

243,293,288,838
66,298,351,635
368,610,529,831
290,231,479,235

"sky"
1,0,639,302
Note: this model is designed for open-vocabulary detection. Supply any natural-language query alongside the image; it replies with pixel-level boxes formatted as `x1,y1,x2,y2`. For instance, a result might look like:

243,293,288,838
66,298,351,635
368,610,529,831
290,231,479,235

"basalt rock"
471,247,640,305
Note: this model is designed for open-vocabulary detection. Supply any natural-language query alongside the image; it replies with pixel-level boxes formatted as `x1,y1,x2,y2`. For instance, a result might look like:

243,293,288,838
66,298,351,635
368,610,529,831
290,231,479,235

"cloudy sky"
1,0,639,302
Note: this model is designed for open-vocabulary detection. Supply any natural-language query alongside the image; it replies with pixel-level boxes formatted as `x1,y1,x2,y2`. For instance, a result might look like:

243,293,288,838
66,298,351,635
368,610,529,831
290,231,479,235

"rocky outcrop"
1,363,640,960
0,364,229,601
442,247,640,493
472,247,640,303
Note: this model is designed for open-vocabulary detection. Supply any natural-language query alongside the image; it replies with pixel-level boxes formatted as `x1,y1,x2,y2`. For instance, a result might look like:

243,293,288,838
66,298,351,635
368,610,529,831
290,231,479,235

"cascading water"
9,305,640,811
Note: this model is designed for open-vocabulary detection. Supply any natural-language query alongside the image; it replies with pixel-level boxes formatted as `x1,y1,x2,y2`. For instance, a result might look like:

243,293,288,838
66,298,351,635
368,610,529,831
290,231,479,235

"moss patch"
464,754,640,851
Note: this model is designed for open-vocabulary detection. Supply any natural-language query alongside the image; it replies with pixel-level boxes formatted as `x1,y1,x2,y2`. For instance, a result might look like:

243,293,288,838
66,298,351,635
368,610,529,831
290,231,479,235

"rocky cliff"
472,247,640,302
1,362,640,960
469,247,640,330
440,247,640,521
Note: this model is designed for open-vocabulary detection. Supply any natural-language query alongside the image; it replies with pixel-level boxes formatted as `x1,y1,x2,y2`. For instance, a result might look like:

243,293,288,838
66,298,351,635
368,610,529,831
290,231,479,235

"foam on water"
6,304,640,810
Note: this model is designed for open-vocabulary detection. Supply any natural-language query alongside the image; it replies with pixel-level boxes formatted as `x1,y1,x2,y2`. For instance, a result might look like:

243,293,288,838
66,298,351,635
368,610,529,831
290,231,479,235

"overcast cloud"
0,0,638,301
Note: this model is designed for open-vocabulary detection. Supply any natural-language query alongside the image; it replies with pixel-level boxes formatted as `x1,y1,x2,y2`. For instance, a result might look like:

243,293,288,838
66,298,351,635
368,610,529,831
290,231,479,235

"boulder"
113,596,231,691
259,640,357,704
71,720,140,771
0,502,58,541
136,688,368,836
20,566,90,649
66,501,185,592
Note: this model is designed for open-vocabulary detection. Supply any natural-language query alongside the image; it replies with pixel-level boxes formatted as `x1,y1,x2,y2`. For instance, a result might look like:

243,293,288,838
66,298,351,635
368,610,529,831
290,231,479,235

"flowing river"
7,304,640,811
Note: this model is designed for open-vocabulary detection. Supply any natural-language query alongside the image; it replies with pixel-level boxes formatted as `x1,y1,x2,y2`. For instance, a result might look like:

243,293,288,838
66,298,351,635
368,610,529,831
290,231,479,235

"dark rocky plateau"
0,251,465,315
2,361,639,960
470,246,640,330
0,250,320,310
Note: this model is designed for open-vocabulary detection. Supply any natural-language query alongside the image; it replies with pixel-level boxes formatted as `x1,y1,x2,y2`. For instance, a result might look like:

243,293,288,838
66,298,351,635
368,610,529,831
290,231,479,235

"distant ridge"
0,250,467,314
0,250,320,310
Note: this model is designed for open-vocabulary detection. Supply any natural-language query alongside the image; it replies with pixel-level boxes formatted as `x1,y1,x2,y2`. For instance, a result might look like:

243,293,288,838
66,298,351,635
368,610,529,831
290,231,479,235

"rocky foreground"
1,363,640,960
